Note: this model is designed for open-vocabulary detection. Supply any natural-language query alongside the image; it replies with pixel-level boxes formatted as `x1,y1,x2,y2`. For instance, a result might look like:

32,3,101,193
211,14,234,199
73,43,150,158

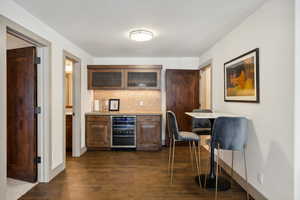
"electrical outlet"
139,101,144,106
257,172,264,184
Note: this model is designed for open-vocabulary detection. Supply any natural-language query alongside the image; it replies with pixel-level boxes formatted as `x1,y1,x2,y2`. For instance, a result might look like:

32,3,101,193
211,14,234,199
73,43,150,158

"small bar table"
185,112,245,191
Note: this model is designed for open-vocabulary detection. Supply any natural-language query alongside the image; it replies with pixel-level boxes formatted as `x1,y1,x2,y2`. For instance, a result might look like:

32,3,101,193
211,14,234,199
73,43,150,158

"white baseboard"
206,147,268,200
49,163,65,181
80,147,87,156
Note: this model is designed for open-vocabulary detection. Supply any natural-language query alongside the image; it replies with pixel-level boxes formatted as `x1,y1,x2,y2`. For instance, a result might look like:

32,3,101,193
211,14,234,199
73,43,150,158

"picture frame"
109,99,120,111
224,48,260,103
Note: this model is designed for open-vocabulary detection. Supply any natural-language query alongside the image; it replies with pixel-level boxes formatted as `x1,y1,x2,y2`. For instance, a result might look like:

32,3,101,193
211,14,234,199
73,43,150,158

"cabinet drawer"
137,115,161,122
86,115,110,122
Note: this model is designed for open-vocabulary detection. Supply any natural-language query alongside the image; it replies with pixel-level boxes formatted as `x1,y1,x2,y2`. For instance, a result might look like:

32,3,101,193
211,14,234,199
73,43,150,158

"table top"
185,112,247,119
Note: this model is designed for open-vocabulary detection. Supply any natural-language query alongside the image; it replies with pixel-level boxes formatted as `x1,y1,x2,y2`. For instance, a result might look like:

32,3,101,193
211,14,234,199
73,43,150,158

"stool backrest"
212,117,248,151
166,111,180,140
192,109,212,129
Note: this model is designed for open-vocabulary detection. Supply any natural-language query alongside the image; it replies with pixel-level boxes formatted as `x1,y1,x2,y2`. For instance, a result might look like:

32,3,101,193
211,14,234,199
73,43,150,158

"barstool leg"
215,144,220,200
198,139,202,177
170,139,176,184
244,150,249,200
193,141,201,187
231,151,234,187
204,141,211,188
168,138,172,174
189,141,195,172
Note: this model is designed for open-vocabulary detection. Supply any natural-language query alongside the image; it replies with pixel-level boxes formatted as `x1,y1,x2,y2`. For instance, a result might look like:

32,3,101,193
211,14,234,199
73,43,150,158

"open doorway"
1,16,52,200
199,64,212,149
63,51,82,160
6,33,38,199
199,64,212,110
65,59,73,154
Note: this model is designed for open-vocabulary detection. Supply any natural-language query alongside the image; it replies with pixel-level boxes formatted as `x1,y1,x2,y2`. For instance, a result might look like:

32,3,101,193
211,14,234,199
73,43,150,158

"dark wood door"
66,115,73,152
137,116,161,151
86,116,111,149
7,47,37,183
166,70,200,145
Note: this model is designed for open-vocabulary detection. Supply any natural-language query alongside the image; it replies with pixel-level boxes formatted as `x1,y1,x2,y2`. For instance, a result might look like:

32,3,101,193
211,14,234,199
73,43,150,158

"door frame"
62,51,85,159
199,63,213,110
0,15,52,197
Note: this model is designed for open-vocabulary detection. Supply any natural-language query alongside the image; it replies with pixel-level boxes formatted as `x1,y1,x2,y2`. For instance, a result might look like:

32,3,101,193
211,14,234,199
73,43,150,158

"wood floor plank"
20,147,251,200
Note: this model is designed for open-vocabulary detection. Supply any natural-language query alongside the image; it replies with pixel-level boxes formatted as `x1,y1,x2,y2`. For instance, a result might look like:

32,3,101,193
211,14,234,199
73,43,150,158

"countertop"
86,111,162,116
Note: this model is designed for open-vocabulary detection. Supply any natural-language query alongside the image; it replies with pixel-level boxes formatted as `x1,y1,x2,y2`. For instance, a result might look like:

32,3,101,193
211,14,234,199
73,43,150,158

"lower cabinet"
66,115,73,152
86,116,111,149
136,116,161,151
85,114,161,151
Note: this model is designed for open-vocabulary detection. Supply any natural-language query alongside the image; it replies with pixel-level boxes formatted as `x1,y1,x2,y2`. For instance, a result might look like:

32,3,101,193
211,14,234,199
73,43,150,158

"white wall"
0,18,7,198
92,57,200,142
0,0,93,188
198,0,295,199
294,0,300,199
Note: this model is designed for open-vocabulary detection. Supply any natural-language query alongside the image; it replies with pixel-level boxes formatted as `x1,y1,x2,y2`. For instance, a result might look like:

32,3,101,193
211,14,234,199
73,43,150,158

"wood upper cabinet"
88,69,124,90
86,116,111,149
125,69,161,90
136,116,161,151
87,65,162,90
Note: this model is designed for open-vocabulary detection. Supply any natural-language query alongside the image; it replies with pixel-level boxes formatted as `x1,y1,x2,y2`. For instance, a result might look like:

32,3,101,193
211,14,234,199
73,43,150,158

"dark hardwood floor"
20,147,250,200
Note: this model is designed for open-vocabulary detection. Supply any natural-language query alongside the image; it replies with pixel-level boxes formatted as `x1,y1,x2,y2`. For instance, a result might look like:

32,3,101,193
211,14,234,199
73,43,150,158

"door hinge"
35,57,41,65
35,106,41,114
34,156,42,164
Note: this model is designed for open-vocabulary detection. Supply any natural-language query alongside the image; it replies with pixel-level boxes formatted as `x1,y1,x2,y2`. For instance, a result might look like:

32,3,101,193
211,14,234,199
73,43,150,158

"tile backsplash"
93,90,161,112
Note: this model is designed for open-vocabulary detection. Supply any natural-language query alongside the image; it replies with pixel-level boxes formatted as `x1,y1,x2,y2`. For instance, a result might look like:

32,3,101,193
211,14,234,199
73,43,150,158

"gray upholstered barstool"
166,111,201,184
212,117,249,200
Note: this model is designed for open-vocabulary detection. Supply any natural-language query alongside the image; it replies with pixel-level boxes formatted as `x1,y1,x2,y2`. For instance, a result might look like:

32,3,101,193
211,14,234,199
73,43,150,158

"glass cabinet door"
89,70,124,89
126,70,160,89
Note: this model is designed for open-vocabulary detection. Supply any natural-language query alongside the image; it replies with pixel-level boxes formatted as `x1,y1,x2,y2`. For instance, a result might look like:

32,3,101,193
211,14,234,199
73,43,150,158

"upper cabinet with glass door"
125,69,161,90
88,68,125,90
87,65,162,90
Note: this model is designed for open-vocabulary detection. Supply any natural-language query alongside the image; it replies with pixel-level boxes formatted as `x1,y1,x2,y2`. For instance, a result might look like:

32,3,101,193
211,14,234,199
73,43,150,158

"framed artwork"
224,48,260,103
109,99,120,111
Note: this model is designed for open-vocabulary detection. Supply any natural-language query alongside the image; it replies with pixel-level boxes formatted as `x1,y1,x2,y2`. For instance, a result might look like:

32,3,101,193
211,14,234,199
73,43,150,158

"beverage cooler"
111,116,136,148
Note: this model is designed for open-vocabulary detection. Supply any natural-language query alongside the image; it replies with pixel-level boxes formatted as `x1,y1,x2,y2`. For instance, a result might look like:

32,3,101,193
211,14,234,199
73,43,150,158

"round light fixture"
129,29,154,42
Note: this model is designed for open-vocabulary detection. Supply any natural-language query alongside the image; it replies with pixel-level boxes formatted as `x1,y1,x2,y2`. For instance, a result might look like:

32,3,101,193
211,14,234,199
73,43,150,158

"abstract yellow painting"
224,49,259,102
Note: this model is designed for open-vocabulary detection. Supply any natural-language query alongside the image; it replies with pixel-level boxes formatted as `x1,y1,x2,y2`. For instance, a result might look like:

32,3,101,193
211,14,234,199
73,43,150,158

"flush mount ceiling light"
129,29,154,42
